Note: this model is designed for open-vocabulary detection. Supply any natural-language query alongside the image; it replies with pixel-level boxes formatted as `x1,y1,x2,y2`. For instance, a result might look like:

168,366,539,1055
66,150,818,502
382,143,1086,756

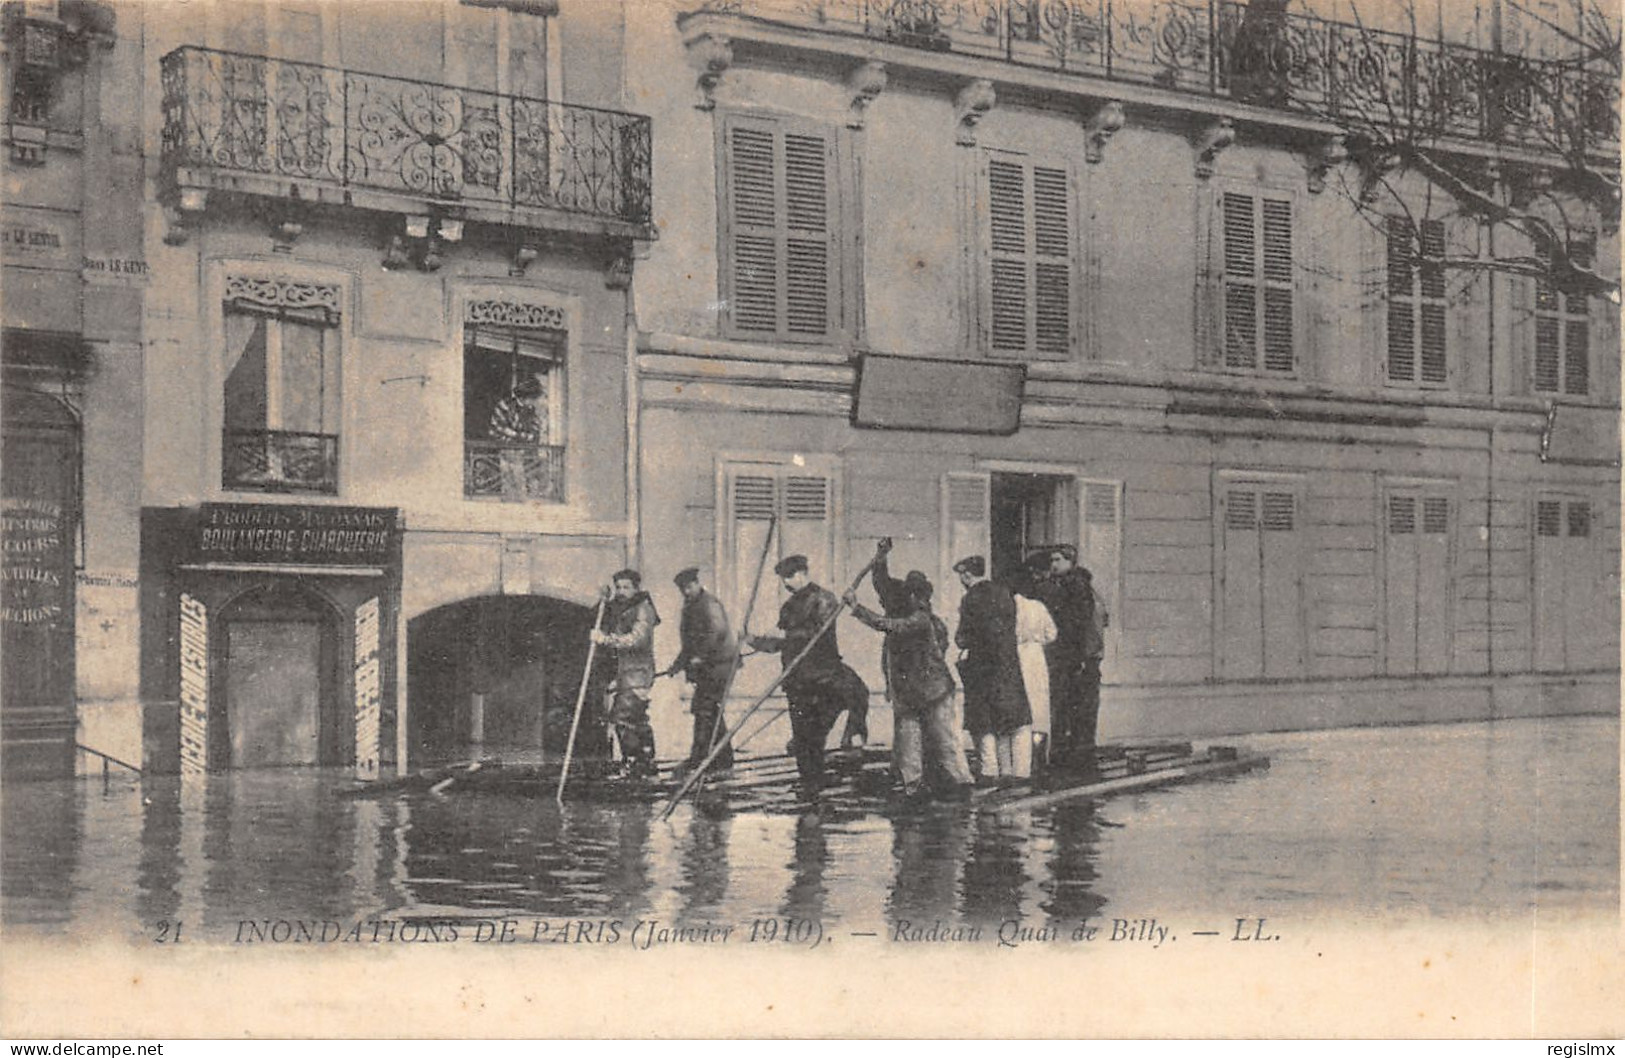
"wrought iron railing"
691,0,1618,153
161,47,653,226
223,429,339,494
464,441,566,503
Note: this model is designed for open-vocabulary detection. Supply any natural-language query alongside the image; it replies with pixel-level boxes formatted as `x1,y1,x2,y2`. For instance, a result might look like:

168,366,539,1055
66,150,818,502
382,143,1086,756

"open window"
463,323,566,503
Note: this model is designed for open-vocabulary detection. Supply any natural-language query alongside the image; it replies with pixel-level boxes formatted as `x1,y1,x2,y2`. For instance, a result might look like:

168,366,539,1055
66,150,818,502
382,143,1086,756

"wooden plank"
1130,519,1213,548
992,753,1270,814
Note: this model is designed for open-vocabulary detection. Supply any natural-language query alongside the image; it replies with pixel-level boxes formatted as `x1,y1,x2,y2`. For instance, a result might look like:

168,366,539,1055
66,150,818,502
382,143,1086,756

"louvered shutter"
724,468,779,624
1386,490,1452,675
1219,486,1263,678
940,472,991,625
1078,479,1123,671
986,156,1073,359
1385,493,1419,675
1386,217,1447,385
1418,221,1448,384
781,473,834,588
1260,199,1294,373
722,116,838,342
1221,192,1258,370
1531,239,1592,396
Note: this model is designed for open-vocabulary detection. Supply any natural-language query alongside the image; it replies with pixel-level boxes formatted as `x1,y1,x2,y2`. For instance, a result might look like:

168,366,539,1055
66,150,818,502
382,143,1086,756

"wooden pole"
659,543,885,820
697,516,777,779
555,597,608,806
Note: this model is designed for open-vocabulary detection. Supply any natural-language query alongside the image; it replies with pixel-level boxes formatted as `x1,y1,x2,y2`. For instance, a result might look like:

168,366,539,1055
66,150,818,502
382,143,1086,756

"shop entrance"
990,473,1076,586
407,595,598,765
215,584,345,768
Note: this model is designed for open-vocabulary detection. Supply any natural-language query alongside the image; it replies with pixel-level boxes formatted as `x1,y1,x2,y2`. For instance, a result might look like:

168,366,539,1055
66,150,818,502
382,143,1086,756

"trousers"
894,694,973,794
610,686,655,768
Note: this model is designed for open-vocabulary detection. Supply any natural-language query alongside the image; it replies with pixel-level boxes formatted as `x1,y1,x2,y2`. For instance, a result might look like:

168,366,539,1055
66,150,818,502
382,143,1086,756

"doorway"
215,584,345,768
990,473,1075,586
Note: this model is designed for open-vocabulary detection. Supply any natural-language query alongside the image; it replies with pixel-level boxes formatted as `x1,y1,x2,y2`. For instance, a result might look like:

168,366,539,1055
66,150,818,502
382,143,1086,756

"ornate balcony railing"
223,430,339,494
161,47,653,227
691,0,1618,154
464,441,566,503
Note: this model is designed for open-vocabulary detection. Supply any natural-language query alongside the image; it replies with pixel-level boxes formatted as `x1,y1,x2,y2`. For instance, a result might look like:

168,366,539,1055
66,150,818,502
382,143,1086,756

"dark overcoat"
955,579,1030,735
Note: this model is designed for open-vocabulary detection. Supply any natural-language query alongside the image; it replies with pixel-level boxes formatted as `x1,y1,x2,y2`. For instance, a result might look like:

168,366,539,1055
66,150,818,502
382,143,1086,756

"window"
718,113,846,344
1386,216,1448,386
982,153,1075,359
463,321,565,503
1217,479,1303,678
1217,191,1295,375
221,277,341,494
1533,238,1592,396
1383,488,1452,675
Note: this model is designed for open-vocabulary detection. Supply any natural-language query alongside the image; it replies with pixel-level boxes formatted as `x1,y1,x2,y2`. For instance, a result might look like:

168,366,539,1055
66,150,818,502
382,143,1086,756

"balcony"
685,0,1618,158
223,429,339,495
161,47,654,238
464,441,566,503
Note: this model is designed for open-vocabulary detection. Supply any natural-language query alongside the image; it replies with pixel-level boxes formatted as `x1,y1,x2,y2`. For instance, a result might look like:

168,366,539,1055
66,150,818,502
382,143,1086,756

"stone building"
623,0,1621,744
129,0,652,775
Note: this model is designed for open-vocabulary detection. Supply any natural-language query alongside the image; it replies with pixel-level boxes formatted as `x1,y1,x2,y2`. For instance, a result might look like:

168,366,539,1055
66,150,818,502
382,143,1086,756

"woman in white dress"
1014,561,1058,775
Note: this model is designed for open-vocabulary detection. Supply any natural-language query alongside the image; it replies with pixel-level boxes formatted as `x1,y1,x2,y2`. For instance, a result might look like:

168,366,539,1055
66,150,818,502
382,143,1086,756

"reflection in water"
1,717,1618,938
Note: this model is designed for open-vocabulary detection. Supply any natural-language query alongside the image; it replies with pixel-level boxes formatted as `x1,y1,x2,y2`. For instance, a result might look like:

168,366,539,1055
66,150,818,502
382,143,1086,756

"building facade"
2,0,139,778
127,0,652,777
625,0,1621,744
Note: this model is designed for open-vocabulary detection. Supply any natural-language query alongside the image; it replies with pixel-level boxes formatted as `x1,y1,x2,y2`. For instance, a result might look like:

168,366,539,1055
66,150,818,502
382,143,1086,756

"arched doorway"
407,594,602,765
213,583,347,768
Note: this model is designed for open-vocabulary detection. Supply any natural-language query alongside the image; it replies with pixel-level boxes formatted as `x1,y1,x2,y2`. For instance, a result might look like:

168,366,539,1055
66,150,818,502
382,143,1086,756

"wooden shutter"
1385,489,1452,676
985,155,1073,359
940,471,991,624
721,115,838,342
1532,496,1566,670
781,473,834,588
1219,485,1263,679
720,460,837,626
1078,479,1123,671
1386,217,1447,386
1258,489,1302,676
1218,191,1294,374
1532,239,1592,396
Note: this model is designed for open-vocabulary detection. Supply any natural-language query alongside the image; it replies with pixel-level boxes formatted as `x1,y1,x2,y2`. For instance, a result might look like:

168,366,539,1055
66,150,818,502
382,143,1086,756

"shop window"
463,319,565,503
221,277,342,494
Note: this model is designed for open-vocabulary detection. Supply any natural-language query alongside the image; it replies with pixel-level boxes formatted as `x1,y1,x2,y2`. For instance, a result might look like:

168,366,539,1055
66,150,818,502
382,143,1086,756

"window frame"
454,285,584,510
207,263,352,500
973,146,1084,362
1199,182,1303,378
1531,236,1595,398
1384,215,1451,389
713,108,860,347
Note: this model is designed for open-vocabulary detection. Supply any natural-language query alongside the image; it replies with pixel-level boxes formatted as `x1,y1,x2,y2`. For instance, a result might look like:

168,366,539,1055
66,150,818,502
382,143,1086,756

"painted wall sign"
197,504,397,567
178,593,210,779
851,354,1026,436
1,497,68,625
0,207,78,267
353,596,381,781
81,255,151,287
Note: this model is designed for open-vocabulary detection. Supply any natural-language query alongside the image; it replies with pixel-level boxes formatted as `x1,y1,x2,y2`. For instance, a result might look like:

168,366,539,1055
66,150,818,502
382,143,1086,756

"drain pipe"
624,269,640,569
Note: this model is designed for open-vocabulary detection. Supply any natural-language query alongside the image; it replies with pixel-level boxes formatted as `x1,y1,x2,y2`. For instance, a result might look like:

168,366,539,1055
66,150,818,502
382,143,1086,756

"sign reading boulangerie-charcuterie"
197,504,397,567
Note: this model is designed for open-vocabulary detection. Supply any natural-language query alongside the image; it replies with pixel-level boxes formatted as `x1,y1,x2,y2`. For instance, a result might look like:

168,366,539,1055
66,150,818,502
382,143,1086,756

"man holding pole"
748,555,864,792
667,567,736,772
589,568,660,777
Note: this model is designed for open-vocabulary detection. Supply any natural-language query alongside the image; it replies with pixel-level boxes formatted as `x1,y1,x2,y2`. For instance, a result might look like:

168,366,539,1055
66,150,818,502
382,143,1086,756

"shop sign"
1,497,69,626
197,504,397,567
178,593,210,779
81,255,151,287
353,596,382,781
852,354,1025,436
1,208,76,268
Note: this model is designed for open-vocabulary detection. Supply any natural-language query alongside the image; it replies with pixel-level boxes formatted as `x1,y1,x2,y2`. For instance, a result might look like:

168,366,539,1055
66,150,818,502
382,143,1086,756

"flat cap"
673,567,701,587
774,554,809,577
952,555,986,578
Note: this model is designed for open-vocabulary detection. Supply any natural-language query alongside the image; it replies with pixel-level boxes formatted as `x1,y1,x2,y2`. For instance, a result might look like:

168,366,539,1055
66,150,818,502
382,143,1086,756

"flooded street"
4,716,1617,945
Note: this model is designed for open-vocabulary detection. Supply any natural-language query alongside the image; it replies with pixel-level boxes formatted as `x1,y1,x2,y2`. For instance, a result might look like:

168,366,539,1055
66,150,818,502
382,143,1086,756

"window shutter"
722,116,837,342
726,123,780,335
1260,198,1294,373
1534,316,1561,392
1536,499,1563,536
1388,494,1416,534
1261,491,1295,531
1386,216,1447,386
1387,301,1415,382
1565,319,1590,395
781,472,834,587
940,471,991,622
1421,496,1449,534
1221,192,1257,370
783,132,833,337
985,156,1073,359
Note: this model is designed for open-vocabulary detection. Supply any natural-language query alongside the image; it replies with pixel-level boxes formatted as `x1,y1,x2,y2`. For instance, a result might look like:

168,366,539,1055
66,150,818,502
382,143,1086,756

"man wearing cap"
748,555,866,790
1036,545,1106,770
667,567,737,771
589,568,660,777
953,555,1031,782
844,540,973,800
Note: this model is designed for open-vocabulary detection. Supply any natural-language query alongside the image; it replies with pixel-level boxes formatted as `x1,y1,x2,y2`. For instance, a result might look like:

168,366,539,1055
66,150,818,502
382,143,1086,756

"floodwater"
3,716,1617,945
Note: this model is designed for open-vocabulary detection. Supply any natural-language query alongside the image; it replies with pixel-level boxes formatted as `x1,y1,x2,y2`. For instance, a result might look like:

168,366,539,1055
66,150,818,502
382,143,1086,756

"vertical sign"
354,596,381,781
178,593,210,781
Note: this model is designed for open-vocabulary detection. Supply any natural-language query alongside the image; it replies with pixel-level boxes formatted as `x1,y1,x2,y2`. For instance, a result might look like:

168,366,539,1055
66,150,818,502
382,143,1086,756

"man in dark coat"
667,567,737,771
748,554,868,791
845,539,973,800
1036,545,1103,769
952,555,1029,782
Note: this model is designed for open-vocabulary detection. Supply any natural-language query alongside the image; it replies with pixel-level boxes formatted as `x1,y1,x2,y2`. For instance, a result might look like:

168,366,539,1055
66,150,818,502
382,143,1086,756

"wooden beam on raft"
989,750,1270,815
